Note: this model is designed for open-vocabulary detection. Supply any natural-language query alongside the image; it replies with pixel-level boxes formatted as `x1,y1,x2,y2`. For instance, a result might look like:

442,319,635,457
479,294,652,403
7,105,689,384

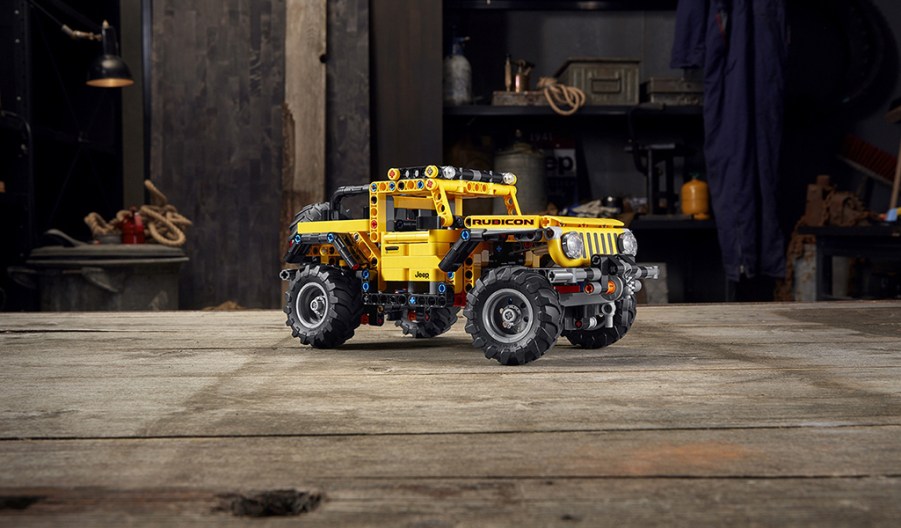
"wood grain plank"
2,427,900,485
282,0,326,207
1,303,901,525
3,478,899,527
1,303,900,440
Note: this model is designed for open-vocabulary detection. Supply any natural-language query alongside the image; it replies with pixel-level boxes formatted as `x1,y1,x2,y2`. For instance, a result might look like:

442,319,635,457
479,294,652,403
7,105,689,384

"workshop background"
1,0,899,311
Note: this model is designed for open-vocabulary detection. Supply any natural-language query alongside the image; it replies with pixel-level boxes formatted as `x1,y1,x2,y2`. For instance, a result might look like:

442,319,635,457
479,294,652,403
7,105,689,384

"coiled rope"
539,77,586,116
84,180,192,247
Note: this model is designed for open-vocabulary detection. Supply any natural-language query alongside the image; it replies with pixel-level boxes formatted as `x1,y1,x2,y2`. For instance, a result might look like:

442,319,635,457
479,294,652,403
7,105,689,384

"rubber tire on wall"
464,267,563,365
396,307,460,338
285,265,363,348
563,294,636,349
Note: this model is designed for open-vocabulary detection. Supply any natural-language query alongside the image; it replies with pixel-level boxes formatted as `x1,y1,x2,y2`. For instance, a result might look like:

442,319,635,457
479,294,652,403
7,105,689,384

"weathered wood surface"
1,302,900,526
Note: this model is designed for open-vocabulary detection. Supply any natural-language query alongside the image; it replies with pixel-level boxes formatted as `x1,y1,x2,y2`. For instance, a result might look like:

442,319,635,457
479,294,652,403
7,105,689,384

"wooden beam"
120,0,145,208
282,0,327,254
371,0,442,178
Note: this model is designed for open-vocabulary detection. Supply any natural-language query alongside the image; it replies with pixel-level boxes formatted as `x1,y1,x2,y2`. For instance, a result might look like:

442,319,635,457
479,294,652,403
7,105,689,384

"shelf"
631,217,716,231
444,104,702,118
446,0,677,11
799,225,901,237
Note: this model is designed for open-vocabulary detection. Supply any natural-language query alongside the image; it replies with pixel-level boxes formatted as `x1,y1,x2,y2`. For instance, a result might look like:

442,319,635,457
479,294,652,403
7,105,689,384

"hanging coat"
672,0,787,281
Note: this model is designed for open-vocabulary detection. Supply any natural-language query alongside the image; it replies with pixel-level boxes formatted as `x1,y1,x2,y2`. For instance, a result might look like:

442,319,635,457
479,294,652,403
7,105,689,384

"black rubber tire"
396,307,460,338
285,265,363,348
563,294,636,349
464,267,563,365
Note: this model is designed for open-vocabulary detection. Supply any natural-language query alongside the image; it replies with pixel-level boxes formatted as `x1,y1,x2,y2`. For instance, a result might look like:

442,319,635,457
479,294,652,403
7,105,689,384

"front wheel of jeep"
563,293,636,349
464,267,563,365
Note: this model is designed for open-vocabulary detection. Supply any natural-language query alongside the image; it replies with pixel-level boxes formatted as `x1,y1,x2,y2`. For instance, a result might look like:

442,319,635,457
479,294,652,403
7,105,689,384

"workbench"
2,302,900,526
799,225,901,300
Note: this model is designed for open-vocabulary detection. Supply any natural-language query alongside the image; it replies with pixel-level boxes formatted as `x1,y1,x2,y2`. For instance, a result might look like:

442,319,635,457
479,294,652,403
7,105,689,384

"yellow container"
681,176,710,220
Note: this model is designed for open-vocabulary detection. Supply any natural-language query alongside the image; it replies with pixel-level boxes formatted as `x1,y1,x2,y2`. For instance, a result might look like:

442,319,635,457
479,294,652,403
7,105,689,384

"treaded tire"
396,307,460,338
563,294,636,349
464,267,563,365
289,202,346,239
290,202,341,227
285,265,363,348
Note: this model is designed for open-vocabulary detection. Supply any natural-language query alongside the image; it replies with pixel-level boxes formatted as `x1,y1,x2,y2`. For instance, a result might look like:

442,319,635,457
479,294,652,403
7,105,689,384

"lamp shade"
87,55,133,87
86,21,133,88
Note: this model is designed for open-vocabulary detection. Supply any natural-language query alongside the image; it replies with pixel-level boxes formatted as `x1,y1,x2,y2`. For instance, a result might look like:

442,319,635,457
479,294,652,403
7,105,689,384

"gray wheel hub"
482,288,534,344
297,282,329,329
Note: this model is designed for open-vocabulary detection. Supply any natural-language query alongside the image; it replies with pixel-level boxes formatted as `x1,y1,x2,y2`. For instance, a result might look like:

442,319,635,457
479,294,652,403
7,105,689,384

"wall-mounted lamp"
29,0,134,88
83,21,133,88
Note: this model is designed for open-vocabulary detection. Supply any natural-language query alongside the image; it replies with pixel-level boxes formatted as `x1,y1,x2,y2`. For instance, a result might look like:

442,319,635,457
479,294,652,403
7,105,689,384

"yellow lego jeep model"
281,165,658,365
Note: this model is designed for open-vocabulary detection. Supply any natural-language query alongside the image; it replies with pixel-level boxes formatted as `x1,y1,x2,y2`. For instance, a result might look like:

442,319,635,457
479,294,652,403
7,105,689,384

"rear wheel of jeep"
285,265,363,348
396,307,460,338
464,267,563,365
563,293,636,349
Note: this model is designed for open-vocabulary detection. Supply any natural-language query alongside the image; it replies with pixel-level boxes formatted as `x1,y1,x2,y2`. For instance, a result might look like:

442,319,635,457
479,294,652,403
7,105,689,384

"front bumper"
544,256,659,329
545,255,659,287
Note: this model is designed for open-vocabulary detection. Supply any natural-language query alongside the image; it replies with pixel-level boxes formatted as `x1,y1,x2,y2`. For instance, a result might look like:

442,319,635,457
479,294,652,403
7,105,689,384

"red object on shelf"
121,209,145,244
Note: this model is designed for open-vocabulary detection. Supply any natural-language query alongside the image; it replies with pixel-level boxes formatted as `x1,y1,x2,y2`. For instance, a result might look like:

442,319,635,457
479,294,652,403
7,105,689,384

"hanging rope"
538,77,586,116
84,180,192,246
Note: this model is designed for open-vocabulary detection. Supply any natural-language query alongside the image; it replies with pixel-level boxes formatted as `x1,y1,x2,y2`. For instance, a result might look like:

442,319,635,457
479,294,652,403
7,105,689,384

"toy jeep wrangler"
281,165,658,365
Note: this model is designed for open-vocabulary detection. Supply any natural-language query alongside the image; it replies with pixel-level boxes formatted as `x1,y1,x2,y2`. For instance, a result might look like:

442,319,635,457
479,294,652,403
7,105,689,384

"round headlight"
618,230,638,256
561,232,584,259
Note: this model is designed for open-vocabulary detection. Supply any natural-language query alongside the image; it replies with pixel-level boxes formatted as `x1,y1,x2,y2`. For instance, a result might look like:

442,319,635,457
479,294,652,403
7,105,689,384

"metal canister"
493,142,545,214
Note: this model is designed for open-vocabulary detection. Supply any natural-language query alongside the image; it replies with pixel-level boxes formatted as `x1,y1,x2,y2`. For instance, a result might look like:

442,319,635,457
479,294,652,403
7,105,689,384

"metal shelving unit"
446,0,677,11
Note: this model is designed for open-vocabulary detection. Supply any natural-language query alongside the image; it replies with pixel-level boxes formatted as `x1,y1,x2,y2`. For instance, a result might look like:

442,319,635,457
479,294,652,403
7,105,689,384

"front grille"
582,231,618,257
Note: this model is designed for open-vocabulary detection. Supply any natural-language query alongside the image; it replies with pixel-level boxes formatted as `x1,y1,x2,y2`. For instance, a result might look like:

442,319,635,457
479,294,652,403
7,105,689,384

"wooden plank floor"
1,302,900,526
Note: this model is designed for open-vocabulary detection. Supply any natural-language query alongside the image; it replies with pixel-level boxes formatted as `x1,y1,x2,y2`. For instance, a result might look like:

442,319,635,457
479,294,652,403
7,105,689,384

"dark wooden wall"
371,0,442,178
150,0,285,309
326,0,370,194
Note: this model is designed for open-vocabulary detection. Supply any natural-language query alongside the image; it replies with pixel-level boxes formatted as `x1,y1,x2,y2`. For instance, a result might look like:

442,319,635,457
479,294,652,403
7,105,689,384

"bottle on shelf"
444,36,472,106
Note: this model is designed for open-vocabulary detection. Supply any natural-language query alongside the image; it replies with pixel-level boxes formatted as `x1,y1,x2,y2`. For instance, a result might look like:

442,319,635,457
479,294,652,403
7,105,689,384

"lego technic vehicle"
281,165,658,365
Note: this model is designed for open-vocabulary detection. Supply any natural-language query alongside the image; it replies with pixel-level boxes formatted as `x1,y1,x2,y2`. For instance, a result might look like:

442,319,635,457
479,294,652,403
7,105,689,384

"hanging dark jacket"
672,0,787,281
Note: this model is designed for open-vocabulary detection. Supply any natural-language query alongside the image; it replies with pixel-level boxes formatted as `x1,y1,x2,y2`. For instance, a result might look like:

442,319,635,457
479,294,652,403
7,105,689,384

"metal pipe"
546,267,605,284
631,265,659,280
439,166,513,184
